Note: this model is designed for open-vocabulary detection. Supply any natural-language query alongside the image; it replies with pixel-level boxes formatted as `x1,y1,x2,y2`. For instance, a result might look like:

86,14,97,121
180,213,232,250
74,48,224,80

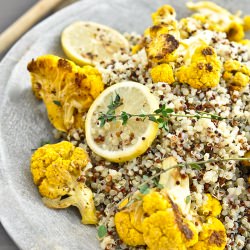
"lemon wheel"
61,21,129,65
85,81,159,163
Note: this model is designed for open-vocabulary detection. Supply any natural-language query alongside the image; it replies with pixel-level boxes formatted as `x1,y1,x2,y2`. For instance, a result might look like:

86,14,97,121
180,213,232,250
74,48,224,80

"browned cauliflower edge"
115,190,199,250
27,55,104,132
187,1,245,42
176,46,222,89
222,59,250,90
190,217,227,250
114,157,227,250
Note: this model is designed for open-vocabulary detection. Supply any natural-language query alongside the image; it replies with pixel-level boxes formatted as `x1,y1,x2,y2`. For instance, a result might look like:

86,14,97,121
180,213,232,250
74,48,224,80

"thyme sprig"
117,157,249,210
98,94,226,131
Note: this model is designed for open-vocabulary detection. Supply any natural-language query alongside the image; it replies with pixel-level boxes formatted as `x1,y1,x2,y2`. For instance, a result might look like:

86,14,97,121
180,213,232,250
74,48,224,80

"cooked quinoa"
53,29,250,250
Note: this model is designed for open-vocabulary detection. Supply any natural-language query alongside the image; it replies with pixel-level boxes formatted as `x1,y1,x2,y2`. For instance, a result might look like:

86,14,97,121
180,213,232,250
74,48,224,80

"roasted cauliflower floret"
115,155,228,249
146,33,179,64
198,194,222,217
190,217,227,250
137,5,180,64
187,1,245,42
27,55,104,132
142,209,198,250
114,211,145,246
243,16,250,31
151,5,177,26
222,59,250,90
176,45,222,88
150,63,175,84
142,191,170,215
30,141,97,224
178,17,203,39
227,22,245,42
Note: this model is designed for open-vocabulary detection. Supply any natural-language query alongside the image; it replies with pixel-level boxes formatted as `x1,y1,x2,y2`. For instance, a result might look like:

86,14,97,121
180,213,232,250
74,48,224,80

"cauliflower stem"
42,182,96,224
30,141,97,224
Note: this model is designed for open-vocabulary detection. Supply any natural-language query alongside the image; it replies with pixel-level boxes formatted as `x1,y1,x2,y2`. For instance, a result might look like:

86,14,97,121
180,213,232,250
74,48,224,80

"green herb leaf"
114,93,121,104
97,225,107,238
97,92,225,132
134,196,142,201
121,111,131,125
157,183,164,189
158,122,165,129
108,93,123,110
185,195,191,204
53,100,61,107
98,116,106,127
165,108,174,113
190,163,202,170
148,116,157,122
154,108,162,114
139,184,150,194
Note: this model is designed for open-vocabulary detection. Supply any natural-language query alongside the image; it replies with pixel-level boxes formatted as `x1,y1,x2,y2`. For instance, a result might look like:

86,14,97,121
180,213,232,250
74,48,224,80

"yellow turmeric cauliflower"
198,194,222,217
142,191,170,215
151,5,177,26
144,5,180,64
30,141,97,224
27,55,104,132
114,211,145,246
115,190,198,249
114,153,228,249
190,217,227,250
187,1,245,42
223,59,250,90
243,16,250,31
142,209,198,250
150,63,175,84
176,45,222,88
178,17,204,39
146,33,180,64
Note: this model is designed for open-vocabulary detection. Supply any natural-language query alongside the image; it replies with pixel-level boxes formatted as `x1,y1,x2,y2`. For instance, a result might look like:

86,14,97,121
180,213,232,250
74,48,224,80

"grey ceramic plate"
0,0,249,249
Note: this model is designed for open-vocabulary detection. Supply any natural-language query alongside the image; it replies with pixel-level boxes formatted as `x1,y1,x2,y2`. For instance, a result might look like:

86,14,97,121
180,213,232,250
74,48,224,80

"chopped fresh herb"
139,183,150,194
118,157,249,209
189,163,202,170
142,175,149,180
134,196,142,201
185,195,191,204
98,93,225,131
97,225,107,238
53,100,62,106
157,183,164,189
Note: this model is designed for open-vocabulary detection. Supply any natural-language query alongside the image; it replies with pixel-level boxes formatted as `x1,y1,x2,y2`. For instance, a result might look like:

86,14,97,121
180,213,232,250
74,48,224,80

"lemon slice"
61,21,129,65
85,81,159,163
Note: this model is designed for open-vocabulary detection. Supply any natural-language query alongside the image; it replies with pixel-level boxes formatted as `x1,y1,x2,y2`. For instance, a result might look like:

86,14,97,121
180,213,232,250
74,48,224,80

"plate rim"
1,0,249,249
